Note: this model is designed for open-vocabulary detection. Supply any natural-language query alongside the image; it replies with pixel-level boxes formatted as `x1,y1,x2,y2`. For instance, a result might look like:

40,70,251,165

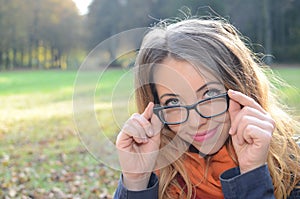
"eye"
203,89,221,98
164,98,180,106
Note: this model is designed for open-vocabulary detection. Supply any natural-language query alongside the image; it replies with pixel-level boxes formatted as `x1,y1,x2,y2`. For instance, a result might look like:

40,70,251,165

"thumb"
228,99,241,123
142,102,154,121
228,91,242,135
228,90,242,122
150,110,163,137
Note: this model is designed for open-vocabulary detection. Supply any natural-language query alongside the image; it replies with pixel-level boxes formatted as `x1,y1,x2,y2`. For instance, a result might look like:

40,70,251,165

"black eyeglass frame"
153,92,229,125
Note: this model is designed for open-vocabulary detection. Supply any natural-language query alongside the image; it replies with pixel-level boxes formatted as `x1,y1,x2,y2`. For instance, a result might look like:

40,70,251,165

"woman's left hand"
228,89,275,174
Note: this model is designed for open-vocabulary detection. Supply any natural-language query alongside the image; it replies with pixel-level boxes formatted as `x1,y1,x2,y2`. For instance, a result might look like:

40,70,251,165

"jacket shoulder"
288,184,300,199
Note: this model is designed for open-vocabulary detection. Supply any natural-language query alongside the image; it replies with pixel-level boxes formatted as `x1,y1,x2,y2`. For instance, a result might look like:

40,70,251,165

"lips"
191,125,219,142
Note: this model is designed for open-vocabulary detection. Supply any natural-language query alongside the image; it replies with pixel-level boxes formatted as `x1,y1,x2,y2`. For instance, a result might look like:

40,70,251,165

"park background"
0,0,299,198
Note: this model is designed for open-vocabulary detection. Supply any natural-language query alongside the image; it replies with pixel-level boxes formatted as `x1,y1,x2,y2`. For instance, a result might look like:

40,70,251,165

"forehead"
153,58,221,93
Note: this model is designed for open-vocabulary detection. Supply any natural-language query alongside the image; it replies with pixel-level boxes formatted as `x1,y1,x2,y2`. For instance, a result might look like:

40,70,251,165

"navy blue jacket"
114,165,300,199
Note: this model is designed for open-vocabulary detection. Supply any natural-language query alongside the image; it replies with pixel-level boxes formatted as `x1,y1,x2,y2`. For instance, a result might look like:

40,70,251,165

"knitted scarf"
167,145,237,198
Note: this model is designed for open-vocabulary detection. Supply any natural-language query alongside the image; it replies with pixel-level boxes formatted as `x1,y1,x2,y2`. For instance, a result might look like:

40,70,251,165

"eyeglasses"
153,92,229,125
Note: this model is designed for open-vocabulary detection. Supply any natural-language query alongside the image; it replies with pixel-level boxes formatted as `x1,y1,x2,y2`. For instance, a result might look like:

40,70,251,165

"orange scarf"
168,145,237,199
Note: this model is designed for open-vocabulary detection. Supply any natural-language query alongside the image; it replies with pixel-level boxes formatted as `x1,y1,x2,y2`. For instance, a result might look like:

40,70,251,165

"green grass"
0,69,130,198
0,71,80,99
272,67,300,114
0,67,299,198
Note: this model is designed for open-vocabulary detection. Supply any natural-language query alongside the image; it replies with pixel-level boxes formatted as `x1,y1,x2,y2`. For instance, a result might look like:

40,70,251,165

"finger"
231,131,245,146
131,113,153,138
231,124,257,146
150,111,163,136
119,121,149,145
235,116,274,145
118,113,151,144
142,102,154,120
228,89,266,113
237,115,275,135
228,98,242,135
242,124,272,146
141,102,156,137
228,98,242,121
116,132,132,149
230,106,275,135
116,131,139,150
142,102,163,137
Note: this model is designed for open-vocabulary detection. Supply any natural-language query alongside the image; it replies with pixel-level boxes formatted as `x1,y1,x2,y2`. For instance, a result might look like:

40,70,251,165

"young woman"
114,18,300,199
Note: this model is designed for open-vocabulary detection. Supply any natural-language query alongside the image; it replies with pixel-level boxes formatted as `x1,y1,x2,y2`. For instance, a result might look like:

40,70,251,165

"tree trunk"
5,51,10,70
13,48,17,69
44,45,47,68
20,49,24,68
0,51,2,70
263,0,272,64
108,26,118,66
51,47,56,68
28,43,33,68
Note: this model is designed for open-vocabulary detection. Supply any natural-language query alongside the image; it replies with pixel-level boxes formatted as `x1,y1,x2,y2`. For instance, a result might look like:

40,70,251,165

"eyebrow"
159,81,222,100
160,93,179,100
196,81,222,93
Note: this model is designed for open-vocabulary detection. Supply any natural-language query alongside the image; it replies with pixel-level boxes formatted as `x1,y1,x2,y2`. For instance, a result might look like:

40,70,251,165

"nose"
187,109,208,128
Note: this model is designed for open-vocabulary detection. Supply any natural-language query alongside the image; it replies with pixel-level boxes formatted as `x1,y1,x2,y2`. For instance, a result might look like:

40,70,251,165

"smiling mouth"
190,125,219,142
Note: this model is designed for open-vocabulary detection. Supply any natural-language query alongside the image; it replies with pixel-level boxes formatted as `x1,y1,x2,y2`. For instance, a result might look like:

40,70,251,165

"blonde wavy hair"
134,17,300,199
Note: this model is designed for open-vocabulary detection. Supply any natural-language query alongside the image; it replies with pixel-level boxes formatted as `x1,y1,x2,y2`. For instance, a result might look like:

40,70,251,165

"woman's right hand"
116,102,162,190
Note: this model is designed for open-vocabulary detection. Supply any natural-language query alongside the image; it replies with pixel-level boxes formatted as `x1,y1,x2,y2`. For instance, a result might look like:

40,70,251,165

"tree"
86,0,227,65
38,0,81,68
86,0,153,65
0,0,81,70
0,0,31,69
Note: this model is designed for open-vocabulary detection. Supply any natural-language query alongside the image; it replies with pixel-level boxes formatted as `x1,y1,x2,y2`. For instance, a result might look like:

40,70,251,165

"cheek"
219,121,231,138
168,124,190,142
167,112,231,138
216,113,231,140
213,113,231,135
210,112,231,124
168,125,180,133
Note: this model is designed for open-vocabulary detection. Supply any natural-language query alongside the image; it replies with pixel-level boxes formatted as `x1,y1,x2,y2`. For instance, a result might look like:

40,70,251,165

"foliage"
86,0,300,64
1,0,300,68
0,0,82,70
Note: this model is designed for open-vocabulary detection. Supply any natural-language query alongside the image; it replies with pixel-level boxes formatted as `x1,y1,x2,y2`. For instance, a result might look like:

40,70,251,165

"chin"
194,140,226,155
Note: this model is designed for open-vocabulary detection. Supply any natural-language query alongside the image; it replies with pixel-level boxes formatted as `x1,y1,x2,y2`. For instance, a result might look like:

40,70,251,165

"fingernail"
228,89,235,95
229,128,233,135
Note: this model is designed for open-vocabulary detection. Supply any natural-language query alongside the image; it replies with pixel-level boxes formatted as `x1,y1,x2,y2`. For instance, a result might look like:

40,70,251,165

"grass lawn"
0,69,129,198
272,68,300,113
0,67,299,198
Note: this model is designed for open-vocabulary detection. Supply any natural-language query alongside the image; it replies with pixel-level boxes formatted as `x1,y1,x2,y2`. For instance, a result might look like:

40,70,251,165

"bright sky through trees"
72,0,93,15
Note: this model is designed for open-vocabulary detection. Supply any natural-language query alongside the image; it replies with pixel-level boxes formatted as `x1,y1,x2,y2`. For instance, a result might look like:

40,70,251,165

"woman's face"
153,57,231,155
